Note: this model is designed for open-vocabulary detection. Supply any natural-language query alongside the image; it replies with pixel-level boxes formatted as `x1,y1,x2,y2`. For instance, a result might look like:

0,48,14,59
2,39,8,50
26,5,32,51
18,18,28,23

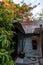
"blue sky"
13,0,43,17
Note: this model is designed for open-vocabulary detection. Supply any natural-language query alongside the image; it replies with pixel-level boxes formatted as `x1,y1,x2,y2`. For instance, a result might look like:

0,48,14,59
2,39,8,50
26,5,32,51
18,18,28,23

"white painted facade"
17,35,42,58
17,20,43,58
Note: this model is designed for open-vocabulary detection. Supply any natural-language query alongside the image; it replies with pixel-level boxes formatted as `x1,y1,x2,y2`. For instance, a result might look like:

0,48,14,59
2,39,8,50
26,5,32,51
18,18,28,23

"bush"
0,3,15,65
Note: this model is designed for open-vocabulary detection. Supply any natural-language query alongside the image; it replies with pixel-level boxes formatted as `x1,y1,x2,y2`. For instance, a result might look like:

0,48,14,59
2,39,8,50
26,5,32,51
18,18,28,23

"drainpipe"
40,24,42,58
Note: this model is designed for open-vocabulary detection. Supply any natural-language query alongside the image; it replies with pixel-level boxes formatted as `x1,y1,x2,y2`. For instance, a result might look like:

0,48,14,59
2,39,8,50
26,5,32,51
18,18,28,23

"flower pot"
19,51,25,58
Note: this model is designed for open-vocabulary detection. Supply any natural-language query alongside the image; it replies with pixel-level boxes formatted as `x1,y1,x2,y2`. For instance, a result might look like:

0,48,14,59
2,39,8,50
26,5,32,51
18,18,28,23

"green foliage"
0,3,15,65
0,3,14,30
0,49,15,65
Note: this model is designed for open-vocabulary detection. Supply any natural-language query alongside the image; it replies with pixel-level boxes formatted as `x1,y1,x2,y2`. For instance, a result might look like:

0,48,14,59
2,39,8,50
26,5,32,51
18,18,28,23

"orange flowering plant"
0,2,15,65
1,0,34,22
1,0,39,23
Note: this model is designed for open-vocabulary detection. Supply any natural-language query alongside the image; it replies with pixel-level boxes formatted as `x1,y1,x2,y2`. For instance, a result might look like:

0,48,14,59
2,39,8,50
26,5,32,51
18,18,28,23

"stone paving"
39,58,43,65
15,57,39,65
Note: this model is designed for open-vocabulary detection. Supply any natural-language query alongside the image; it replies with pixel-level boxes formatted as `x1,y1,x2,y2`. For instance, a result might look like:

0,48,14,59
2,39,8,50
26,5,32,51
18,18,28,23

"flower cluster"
0,0,34,22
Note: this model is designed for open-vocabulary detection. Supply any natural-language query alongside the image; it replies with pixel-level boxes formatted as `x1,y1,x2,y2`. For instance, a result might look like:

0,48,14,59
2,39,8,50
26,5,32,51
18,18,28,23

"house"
13,20,43,59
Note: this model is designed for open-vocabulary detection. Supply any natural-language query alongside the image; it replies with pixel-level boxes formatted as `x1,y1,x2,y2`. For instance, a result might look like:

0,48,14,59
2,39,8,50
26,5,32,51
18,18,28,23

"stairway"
15,57,39,65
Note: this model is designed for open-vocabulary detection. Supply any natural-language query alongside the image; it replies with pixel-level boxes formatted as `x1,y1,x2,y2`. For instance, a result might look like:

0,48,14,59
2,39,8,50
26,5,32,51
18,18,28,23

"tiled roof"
20,20,43,34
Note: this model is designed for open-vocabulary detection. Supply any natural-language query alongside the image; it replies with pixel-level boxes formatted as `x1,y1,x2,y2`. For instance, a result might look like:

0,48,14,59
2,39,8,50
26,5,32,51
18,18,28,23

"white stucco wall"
17,36,42,57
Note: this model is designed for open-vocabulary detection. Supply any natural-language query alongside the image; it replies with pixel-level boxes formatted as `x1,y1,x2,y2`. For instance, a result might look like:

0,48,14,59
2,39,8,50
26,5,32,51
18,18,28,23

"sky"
13,0,43,17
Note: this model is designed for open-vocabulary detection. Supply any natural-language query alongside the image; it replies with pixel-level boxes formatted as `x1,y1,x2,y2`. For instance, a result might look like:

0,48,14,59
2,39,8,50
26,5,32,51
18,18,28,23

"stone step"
15,57,39,65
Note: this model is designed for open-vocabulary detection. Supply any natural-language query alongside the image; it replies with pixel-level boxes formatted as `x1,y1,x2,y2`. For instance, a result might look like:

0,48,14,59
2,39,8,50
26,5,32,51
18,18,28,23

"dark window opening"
32,40,37,50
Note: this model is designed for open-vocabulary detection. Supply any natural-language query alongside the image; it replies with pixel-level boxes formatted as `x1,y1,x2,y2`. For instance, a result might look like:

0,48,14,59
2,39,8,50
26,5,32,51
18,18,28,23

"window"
32,40,37,50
